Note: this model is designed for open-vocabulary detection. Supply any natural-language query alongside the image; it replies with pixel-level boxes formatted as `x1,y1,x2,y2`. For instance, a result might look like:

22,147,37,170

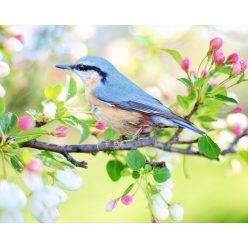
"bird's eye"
77,64,85,71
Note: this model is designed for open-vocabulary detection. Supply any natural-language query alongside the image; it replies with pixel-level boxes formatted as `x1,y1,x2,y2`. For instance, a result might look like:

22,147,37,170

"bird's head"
56,56,115,83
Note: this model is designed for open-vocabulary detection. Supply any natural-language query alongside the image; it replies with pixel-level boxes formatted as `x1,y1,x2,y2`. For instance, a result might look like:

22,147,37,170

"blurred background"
1,25,248,222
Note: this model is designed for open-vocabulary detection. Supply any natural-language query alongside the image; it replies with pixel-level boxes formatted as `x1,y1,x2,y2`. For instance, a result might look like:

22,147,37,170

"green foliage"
66,76,77,101
0,98,5,116
178,78,194,89
0,112,18,135
103,128,118,140
162,49,183,65
15,128,48,143
10,156,24,173
61,116,90,143
177,95,189,109
126,150,146,171
132,171,140,179
153,167,170,183
210,94,238,104
122,183,135,196
106,160,124,181
44,85,62,101
198,135,221,159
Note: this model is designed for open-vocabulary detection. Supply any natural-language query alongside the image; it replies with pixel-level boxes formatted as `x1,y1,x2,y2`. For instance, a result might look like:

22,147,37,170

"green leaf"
122,183,135,196
0,112,18,135
132,171,140,179
10,156,24,173
178,78,194,89
194,78,205,88
61,116,90,143
66,76,77,101
144,164,152,173
44,85,62,101
103,128,118,140
37,151,75,169
177,95,189,109
126,150,146,171
153,167,170,183
211,94,238,104
162,49,183,65
198,135,221,159
106,160,124,182
0,98,5,116
15,128,48,143
198,115,216,123
239,151,248,165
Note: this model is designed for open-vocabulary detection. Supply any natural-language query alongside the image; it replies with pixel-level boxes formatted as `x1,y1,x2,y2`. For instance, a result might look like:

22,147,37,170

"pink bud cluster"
17,116,33,131
54,126,68,137
26,159,43,173
209,37,248,75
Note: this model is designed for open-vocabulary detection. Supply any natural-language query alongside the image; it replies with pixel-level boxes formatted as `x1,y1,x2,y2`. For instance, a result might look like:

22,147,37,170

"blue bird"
56,56,204,138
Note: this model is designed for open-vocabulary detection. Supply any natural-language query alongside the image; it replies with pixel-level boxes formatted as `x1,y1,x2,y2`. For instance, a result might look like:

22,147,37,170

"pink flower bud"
26,159,43,173
210,37,223,50
231,62,241,75
189,70,196,77
210,81,218,88
54,126,68,137
181,58,190,71
233,105,243,113
212,51,225,66
226,53,239,64
121,195,133,205
232,123,243,137
239,60,248,72
96,122,106,130
201,69,208,78
17,116,33,131
105,199,117,212
15,34,24,43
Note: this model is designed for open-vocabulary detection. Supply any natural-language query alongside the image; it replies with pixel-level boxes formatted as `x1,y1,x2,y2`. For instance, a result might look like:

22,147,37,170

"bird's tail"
171,115,205,135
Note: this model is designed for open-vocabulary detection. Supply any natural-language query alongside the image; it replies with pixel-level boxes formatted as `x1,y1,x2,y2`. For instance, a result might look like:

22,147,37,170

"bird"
56,56,204,138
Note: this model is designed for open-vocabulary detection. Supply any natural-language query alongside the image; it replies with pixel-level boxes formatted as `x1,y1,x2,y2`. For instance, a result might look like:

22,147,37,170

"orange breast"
84,78,154,135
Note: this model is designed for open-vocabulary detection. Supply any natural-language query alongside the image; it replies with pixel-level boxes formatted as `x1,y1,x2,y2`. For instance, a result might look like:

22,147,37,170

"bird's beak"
55,64,72,70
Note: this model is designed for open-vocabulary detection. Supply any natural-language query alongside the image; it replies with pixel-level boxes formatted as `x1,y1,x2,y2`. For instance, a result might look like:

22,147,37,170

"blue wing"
92,71,174,117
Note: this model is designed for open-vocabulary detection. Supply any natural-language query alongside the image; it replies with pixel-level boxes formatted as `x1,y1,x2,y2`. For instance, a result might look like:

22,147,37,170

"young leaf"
66,76,77,101
61,116,90,143
0,98,5,116
15,128,48,143
211,94,238,104
126,150,146,171
10,156,24,173
198,115,216,123
198,135,221,159
103,128,118,140
162,49,183,65
132,171,140,179
106,160,124,182
194,78,205,88
0,112,18,135
178,78,194,89
44,85,62,101
37,151,75,168
153,167,170,183
177,95,189,109
122,183,135,196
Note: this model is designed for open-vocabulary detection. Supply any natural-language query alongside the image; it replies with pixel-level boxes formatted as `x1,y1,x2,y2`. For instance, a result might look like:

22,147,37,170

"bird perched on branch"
56,56,204,138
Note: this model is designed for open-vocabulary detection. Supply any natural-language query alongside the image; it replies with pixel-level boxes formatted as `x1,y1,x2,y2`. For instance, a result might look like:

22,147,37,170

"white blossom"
0,61,10,78
157,178,174,190
29,186,67,223
169,203,184,222
156,185,173,203
151,194,169,221
3,37,23,52
0,180,26,211
22,171,43,191
43,101,57,119
55,167,83,191
212,119,227,129
227,113,248,129
0,210,24,223
0,84,6,97
237,136,248,150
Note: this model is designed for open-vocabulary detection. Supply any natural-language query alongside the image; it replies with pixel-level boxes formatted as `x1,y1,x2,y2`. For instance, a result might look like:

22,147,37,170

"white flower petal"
3,37,23,52
169,203,184,222
56,167,83,191
22,171,43,191
0,84,6,97
0,210,24,223
0,61,10,78
43,101,57,119
0,180,26,211
227,113,248,129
